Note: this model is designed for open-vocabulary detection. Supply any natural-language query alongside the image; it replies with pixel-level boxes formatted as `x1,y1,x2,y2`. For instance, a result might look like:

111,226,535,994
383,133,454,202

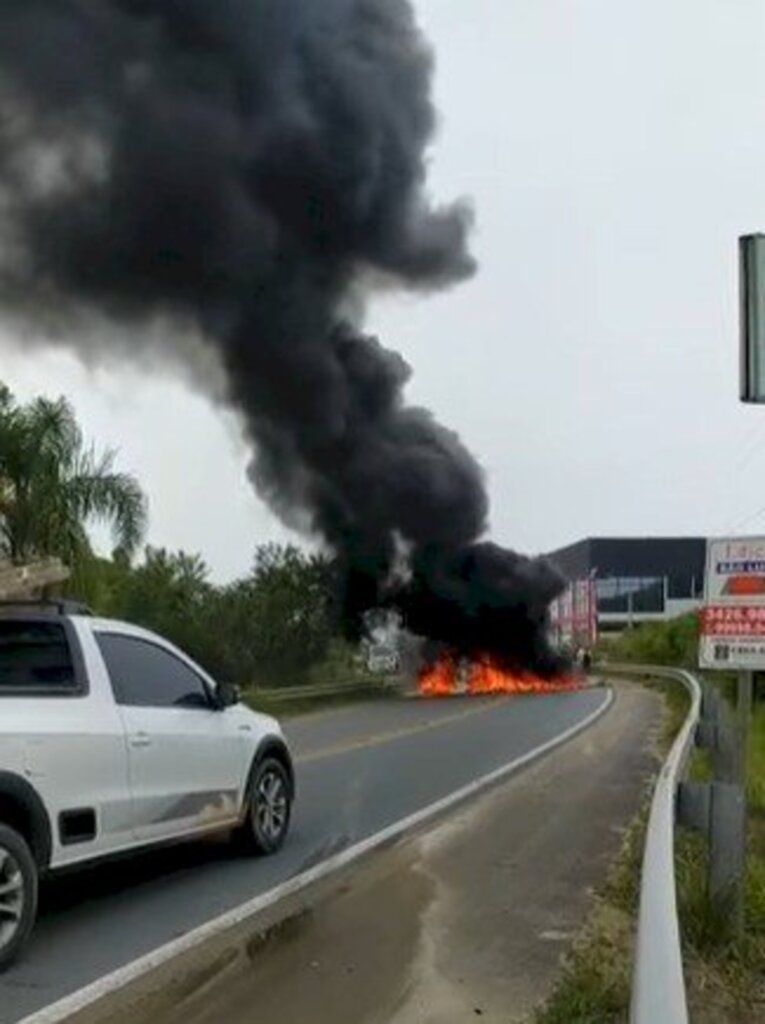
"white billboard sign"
699,536,765,669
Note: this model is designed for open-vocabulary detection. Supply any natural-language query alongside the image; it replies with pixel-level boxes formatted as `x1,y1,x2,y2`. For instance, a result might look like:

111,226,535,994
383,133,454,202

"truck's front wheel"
0,824,38,971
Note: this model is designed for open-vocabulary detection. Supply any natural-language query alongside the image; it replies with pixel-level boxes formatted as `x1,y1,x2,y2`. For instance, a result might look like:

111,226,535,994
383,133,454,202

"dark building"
547,537,707,630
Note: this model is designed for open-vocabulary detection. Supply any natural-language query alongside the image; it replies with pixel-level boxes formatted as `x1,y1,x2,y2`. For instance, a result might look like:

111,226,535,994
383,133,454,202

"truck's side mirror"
217,682,241,709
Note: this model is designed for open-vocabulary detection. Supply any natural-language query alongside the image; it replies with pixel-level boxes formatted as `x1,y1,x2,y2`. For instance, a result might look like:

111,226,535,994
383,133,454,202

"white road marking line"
17,689,614,1024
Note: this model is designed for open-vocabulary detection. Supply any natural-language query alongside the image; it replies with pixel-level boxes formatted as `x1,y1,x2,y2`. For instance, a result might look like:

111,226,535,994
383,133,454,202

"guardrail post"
709,782,747,932
677,781,710,834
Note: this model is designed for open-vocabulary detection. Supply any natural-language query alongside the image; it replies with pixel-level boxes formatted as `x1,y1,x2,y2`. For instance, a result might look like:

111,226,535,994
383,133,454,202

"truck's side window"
0,620,76,693
96,634,212,710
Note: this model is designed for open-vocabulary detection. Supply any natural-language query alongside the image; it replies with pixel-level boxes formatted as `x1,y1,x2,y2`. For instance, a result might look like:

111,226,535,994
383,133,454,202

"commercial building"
547,537,706,632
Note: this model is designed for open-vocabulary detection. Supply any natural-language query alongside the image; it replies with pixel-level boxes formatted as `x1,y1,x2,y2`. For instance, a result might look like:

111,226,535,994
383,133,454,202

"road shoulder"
73,683,659,1024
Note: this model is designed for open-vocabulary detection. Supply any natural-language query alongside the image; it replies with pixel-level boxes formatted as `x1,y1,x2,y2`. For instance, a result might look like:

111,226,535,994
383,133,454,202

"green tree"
106,547,218,664
71,542,339,687
0,387,147,564
215,544,334,686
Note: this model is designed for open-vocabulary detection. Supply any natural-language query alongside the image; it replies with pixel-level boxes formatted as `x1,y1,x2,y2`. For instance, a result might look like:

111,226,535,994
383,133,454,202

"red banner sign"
700,604,765,636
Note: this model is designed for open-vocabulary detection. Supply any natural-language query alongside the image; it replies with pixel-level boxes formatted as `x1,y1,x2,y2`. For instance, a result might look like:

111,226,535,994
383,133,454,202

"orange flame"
468,660,580,696
418,658,458,697
418,656,581,698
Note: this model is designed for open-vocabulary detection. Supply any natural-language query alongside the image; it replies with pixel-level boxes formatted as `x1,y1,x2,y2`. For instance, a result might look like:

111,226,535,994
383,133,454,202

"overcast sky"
4,0,765,581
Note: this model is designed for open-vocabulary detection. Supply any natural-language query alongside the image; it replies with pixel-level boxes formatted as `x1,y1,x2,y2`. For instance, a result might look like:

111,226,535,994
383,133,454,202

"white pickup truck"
0,604,294,969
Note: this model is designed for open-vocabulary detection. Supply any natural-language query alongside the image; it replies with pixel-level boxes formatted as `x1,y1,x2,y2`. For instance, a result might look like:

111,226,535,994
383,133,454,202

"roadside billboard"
699,536,765,669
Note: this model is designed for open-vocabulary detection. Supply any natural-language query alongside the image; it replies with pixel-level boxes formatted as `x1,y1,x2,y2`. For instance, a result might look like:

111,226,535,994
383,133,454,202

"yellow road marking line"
295,698,510,764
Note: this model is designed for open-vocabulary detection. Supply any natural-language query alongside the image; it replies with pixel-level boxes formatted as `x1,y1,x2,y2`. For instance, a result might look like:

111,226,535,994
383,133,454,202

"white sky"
4,0,765,581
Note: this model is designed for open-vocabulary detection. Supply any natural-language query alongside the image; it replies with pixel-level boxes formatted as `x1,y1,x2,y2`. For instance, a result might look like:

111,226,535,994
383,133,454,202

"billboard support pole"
726,669,753,932
727,669,754,933
737,670,753,785
708,776,746,935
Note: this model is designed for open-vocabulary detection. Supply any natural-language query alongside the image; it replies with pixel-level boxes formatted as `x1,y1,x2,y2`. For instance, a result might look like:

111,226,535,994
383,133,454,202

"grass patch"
601,813,648,916
533,816,644,1024
532,907,632,1024
638,675,689,750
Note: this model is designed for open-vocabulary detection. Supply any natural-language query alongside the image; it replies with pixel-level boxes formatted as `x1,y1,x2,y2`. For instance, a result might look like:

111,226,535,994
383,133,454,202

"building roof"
547,537,707,582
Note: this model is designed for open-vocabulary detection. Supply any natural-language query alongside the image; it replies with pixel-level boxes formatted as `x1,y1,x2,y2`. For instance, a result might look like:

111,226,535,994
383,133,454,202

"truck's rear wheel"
235,758,292,855
0,825,38,971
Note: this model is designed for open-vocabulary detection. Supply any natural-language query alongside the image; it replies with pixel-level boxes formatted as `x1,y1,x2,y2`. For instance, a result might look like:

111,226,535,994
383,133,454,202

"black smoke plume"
0,0,565,673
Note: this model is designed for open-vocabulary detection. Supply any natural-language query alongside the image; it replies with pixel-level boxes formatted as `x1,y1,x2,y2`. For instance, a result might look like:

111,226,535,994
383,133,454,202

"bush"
601,612,699,668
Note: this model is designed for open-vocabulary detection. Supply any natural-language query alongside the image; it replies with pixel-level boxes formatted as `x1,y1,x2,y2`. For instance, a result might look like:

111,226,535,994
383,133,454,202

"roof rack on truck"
0,599,93,616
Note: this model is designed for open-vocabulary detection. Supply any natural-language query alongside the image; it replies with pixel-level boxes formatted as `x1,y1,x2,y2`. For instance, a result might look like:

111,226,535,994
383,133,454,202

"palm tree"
0,385,147,565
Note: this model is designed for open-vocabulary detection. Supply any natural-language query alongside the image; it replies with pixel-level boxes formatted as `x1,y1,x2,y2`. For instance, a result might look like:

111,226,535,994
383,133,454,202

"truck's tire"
0,824,38,971
234,757,292,856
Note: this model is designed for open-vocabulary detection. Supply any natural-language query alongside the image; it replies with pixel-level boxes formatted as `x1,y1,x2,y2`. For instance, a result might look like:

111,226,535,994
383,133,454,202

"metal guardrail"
250,676,401,702
604,663,702,1024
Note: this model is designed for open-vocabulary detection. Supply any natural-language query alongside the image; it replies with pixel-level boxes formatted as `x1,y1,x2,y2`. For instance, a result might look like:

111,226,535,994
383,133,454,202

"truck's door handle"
130,732,152,748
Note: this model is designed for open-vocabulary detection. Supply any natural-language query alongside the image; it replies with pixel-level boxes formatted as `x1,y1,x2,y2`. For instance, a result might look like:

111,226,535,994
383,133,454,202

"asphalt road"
0,689,609,1024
